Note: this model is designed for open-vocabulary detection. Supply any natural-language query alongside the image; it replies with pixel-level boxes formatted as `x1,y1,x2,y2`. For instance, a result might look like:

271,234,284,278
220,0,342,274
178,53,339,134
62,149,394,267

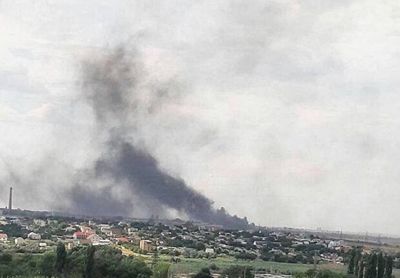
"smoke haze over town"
1,1,400,234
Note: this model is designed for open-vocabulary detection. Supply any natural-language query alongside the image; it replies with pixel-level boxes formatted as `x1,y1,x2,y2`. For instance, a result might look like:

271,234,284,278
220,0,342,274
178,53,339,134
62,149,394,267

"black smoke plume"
66,47,249,229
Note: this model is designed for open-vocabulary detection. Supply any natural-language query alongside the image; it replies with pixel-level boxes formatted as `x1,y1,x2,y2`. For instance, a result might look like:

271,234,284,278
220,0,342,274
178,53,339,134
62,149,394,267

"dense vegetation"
347,248,394,278
192,265,346,278
0,243,153,278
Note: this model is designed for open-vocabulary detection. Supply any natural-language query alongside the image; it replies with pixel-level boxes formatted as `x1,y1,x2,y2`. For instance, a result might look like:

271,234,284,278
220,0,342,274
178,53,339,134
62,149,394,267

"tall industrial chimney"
8,187,12,210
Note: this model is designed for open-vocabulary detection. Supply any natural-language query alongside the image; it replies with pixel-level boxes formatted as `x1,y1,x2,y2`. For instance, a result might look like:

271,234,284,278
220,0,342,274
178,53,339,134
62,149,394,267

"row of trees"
0,243,153,277
50,243,153,278
348,249,393,278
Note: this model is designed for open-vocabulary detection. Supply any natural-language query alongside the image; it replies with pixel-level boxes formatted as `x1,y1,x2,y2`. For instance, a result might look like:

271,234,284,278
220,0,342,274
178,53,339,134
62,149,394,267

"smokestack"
8,187,12,210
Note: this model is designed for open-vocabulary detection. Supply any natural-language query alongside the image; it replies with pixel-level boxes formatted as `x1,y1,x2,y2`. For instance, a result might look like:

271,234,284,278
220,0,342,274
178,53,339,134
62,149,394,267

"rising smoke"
64,47,249,229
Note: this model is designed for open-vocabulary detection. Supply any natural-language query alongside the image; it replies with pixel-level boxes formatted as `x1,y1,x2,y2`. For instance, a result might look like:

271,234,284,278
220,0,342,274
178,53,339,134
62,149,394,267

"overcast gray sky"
1,0,400,235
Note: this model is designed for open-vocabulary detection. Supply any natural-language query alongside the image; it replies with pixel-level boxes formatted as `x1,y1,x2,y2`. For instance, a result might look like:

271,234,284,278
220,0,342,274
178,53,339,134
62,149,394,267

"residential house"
93,239,111,246
0,233,7,242
39,242,47,248
27,232,41,240
87,234,103,245
139,240,153,252
73,231,93,240
15,237,25,245
205,248,215,254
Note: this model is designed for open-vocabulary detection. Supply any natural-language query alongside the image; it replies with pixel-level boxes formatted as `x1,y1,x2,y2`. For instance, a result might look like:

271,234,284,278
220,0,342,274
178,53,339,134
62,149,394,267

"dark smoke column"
69,47,250,229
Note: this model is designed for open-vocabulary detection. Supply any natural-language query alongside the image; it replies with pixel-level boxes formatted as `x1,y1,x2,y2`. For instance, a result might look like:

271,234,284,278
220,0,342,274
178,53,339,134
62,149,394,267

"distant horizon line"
2,206,400,240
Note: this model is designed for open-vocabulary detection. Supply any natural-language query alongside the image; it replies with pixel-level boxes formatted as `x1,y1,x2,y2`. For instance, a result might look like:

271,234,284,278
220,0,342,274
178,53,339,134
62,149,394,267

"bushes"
0,223,27,238
234,252,257,260
222,265,254,278
153,263,170,278
40,252,55,278
346,248,394,278
193,267,212,278
0,245,153,278
0,252,42,277
209,263,219,270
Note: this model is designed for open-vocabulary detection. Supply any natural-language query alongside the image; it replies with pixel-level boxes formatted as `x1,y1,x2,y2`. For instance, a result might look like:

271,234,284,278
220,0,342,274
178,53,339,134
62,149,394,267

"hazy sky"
1,0,400,235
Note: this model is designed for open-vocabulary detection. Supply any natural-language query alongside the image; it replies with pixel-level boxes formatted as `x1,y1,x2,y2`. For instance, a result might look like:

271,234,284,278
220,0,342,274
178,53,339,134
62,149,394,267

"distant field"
162,256,346,275
346,241,400,254
128,252,400,277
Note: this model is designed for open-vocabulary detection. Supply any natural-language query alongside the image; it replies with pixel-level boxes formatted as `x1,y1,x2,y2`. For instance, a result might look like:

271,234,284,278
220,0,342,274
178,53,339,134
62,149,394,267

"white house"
93,239,111,246
205,248,215,254
87,234,103,245
27,232,41,240
65,226,76,233
127,228,138,235
328,240,343,249
39,242,47,248
101,228,113,236
15,237,25,245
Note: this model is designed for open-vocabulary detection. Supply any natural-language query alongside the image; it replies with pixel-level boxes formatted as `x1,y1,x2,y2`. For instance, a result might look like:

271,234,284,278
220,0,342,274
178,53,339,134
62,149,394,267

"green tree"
358,258,364,278
65,246,86,276
0,253,12,264
355,250,362,276
55,242,67,277
365,254,377,278
377,253,385,278
151,250,159,270
89,246,152,278
115,257,152,278
152,262,170,278
40,252,56,278
348,249,356,274
384,256,393,278
0,265,14,277
1,223,25,237
85,245,96,278
193,267,212,278
222,265,254,278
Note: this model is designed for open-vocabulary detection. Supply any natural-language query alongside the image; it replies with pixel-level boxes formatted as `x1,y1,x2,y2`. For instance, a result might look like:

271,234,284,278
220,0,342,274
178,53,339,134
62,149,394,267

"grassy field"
162,256,346,275
121,249,400,277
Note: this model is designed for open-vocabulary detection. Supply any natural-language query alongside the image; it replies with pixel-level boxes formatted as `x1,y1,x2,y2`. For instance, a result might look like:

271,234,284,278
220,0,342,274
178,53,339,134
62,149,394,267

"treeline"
0,243,153,278
347,248,393,278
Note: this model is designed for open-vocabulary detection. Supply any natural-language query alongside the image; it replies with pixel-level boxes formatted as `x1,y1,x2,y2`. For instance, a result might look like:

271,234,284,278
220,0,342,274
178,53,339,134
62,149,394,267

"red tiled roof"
73,231,93,239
